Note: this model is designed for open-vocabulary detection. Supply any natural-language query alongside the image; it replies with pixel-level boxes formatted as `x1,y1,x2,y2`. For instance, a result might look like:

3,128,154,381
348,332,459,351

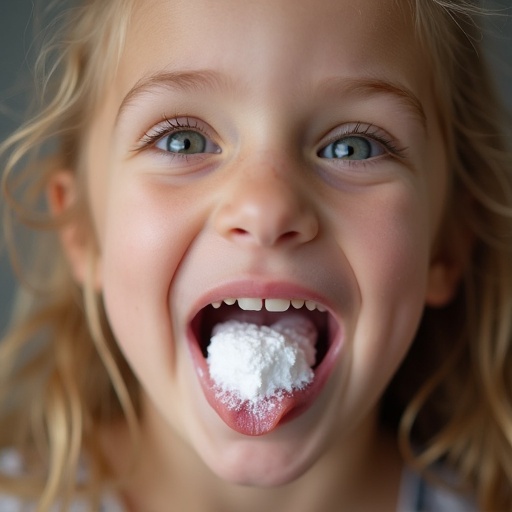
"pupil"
167,131,206,153
168,134,193,153
334,138,370,159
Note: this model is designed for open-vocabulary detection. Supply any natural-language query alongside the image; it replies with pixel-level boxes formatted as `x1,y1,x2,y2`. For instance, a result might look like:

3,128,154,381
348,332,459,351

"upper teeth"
210,298,326,313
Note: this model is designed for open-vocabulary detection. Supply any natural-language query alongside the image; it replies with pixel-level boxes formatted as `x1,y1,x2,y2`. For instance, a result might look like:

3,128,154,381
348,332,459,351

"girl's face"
75,0,456,486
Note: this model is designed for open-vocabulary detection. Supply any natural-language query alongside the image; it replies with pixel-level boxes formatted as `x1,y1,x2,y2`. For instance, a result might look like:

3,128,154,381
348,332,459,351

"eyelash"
137,117,407,161
139,116,211,148
321,122,407,159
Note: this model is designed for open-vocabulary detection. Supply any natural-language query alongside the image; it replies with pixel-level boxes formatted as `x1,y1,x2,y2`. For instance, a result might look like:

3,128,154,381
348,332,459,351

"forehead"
118,0,429,98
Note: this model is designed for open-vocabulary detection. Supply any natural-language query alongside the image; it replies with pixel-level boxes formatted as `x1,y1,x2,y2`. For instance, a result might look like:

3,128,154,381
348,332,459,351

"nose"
212,160,319,248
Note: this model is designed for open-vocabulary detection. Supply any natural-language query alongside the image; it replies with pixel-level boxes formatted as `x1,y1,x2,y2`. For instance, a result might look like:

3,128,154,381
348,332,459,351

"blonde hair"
0,0,511,510
387,1,512,510
1,0,137,508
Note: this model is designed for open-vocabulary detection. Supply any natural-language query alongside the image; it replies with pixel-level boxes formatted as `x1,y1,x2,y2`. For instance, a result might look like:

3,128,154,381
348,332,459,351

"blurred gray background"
1,1,38,336
0,1,511,336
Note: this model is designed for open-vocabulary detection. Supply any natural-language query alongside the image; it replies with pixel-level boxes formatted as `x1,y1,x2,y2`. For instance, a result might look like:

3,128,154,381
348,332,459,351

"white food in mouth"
207,317,317,407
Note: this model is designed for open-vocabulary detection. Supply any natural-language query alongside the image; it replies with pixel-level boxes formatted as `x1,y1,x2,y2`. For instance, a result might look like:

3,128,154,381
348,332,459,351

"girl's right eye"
138,117,221,157
155,130,220,155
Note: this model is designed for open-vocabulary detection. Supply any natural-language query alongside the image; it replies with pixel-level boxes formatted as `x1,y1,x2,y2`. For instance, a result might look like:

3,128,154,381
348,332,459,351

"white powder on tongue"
207,316,317,410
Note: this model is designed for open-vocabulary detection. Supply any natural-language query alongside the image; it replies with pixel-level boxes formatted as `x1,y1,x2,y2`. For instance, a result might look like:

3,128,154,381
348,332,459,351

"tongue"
203,316,317,435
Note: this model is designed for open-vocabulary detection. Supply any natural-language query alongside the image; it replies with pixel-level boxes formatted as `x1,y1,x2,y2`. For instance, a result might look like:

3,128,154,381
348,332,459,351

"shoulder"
397,466,477,512
0,449,126,512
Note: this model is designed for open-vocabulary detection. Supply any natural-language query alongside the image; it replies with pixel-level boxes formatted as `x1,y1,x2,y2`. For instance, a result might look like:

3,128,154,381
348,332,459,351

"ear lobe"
425,216,474,308
425,259,463,307
47,171,100,288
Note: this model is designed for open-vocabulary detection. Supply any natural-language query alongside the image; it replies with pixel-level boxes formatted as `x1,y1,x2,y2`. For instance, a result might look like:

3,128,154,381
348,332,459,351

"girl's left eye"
318,136,385,160
155,130,220,155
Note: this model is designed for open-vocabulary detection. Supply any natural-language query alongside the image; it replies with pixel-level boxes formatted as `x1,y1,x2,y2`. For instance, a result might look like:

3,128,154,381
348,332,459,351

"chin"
197,421,324,487
211,454,314,488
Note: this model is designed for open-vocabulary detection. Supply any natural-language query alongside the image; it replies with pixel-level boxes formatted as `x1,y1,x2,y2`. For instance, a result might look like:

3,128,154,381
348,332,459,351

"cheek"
341,183,431,400
341,182,431,299
98,181,193,363
361,192,429,298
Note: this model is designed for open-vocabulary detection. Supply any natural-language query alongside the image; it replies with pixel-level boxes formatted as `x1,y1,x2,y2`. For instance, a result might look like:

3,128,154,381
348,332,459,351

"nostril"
231,228,249,237
279,231,300,243
212,181,319,248
230,228,301,245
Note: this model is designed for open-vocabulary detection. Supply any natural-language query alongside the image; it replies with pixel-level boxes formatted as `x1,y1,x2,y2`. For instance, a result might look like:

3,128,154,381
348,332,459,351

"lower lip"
187,322,342,436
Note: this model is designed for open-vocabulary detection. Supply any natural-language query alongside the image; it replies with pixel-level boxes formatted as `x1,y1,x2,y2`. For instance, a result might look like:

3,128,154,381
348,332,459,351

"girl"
1,0,511,510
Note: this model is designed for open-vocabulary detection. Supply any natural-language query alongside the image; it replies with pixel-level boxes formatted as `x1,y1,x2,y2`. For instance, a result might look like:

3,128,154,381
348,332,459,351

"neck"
103,399,403,512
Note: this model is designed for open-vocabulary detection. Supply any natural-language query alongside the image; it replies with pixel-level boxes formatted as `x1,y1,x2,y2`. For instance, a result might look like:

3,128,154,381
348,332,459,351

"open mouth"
191,298,331,368
188,296,340,436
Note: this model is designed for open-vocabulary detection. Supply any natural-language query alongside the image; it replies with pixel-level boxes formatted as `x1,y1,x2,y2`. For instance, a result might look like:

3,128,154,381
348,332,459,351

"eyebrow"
117,69,427,130
318,76,427,130
116,70,237,125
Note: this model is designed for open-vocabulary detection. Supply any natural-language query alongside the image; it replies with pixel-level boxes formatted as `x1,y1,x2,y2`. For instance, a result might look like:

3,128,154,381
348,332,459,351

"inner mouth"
191,301,331,369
